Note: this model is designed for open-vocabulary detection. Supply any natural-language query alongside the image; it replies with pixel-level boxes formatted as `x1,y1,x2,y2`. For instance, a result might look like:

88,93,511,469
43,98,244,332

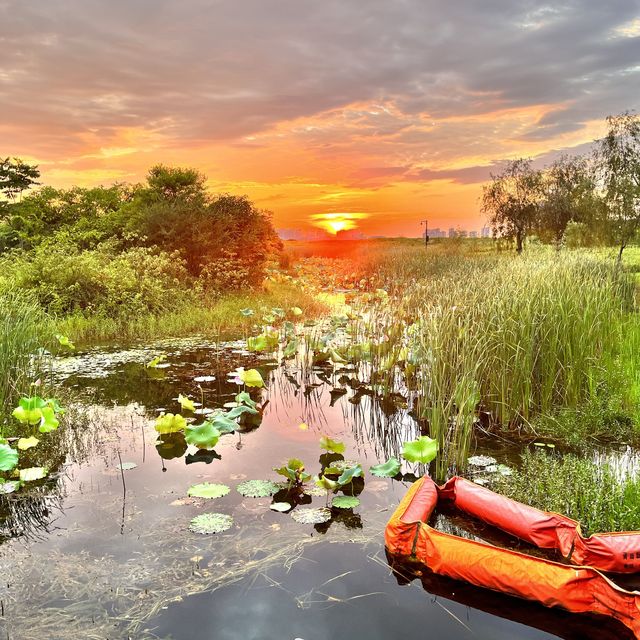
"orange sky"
2,2,638,237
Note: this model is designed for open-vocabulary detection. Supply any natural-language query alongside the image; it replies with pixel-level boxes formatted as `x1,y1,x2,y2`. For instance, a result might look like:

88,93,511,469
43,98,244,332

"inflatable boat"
385,476,640,637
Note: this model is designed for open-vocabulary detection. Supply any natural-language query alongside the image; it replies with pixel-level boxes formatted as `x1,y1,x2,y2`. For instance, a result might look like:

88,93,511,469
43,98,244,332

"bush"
0,243,191,318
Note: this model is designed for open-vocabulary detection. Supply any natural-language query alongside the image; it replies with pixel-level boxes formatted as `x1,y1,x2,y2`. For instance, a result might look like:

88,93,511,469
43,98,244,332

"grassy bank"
54,280,328,346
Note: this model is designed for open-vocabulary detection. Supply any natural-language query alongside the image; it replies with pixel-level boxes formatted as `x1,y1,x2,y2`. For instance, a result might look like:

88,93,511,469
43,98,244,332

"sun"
310,212,369,236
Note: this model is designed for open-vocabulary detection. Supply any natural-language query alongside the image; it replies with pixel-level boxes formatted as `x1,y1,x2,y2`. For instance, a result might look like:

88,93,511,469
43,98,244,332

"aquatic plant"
237,479,280,498
369,458,401,478
187,483,230,499
189,513,233,534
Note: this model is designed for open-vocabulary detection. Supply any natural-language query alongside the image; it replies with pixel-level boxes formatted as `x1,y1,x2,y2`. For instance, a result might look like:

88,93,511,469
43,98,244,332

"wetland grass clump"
0,291,51,423
495,448,640,536
348,251,636,477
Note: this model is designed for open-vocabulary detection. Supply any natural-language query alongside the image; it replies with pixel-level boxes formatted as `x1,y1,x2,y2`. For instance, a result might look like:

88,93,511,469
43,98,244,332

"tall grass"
347,251,635,478
495,449,640,535
0,291,51,425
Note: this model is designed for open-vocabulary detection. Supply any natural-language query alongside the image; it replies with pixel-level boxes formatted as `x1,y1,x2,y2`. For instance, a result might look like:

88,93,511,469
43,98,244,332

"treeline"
0,164,281,318
483,112,640,258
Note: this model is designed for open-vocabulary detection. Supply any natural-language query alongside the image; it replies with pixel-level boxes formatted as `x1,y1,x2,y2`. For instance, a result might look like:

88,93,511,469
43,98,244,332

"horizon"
2,1,639,236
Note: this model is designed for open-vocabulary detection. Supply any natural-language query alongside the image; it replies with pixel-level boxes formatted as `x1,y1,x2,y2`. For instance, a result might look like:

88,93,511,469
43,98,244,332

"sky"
1,1,639,237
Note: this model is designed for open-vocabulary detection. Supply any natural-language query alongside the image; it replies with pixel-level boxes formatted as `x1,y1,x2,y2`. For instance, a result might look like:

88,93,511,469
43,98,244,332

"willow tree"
596,112,640,261
482,158,543,253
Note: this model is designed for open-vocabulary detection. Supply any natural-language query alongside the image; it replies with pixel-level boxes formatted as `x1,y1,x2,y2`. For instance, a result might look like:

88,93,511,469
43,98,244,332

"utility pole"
420,219,429,248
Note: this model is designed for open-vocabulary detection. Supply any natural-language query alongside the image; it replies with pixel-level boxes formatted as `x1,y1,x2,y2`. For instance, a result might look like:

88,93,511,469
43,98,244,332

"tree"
482,158,543,253
537,154,600,247
596,111,640,261
0,157,40,203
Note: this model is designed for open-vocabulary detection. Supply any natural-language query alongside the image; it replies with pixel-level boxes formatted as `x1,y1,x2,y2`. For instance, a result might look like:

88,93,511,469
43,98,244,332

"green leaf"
46,398,65,415
314,474,338,491
0,444,19,472
146,354,167,368
225,404,258,419
0,481,21,494
184,422,221,449
370,458,402,478
240,308,254,317
178,394,196,412
236,391,258,410
402,436,439,464
291,507,331,524
19,467,48,482
210,414,238,434
12,396,46,425
290,307,303,316
331,495,360,509
337,464,363,486
154,413,187,434
275,459,310,484
17,436,39,451
283,338,298,358
270,502,292,512
319,436,345,454
239,368,264,388
187,482,230,499
38,406,59,433
189,513,233,534
237,479,280,498
55,334,75,350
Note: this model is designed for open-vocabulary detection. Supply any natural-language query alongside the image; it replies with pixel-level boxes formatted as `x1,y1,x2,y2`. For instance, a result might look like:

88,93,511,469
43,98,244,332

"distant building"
448,227,456,238
481,226,491,238
429,227,446,238
469,230,478,238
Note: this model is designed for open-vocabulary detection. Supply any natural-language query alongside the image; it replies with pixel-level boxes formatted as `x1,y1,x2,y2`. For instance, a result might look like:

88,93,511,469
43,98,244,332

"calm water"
0,339,633,639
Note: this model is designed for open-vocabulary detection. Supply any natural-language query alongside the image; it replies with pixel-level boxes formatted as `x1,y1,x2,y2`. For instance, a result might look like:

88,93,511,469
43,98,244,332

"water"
0,339,633,639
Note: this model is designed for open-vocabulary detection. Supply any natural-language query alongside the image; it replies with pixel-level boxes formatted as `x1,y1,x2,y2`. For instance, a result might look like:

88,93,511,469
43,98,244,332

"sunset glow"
1,2,637,236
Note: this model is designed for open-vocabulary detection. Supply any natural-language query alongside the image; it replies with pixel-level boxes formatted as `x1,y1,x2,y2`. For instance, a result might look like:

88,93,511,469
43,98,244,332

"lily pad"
237,479,279,498
270,502,292,512
194,376,216,383
0,481,21,494
185,421,221,449
319,436,345,454
117,462,137,471
189,513,233,534
467,455,497,467
19,467,48,482
155,413,187,434
187,482,230,499
303,485,327,497
17,436,39,451
402,436,438,464
331,495,360,509
291,507,332,524
370,458,401,478
0,444,19,472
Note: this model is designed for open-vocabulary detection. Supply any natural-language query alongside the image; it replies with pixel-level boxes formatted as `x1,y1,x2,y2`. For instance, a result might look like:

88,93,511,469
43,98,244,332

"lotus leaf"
331,495,360,509
402,436,438,465
467,455,497,467
290,307,303,316
270,502,292,512
185,422,221,449
19,467,47,482
154,413,187,434
189,513,233,534
178,394,196,412
338,464,363,486
370,458,402,478
237,479,279,497
12,396,46,425
314,475,338,491
38,406,59,433
146,355,166,368
17,436,39,451
117,462,137,471
0,444,19,472
239,369,264,388
55,334,75,350
187,482,230,499
319,436,345,454
291,507,331,524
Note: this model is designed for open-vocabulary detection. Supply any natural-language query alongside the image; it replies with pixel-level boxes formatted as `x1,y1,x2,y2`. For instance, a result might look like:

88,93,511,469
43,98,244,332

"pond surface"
0,338,634,639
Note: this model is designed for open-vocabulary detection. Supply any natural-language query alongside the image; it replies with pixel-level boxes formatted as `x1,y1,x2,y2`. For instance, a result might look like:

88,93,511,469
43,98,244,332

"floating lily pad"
270,502,292,512
467,455,497,467
328,459,359,473
188,482,230,499
189,513,233,534
237,479,279,498
291,507,331,524
17,436,39,451
331,495,360,509
19,467,48,482
0,481,20,494
303,485,327,497
117,462,137,471
194,376,216,383
370,458,401,478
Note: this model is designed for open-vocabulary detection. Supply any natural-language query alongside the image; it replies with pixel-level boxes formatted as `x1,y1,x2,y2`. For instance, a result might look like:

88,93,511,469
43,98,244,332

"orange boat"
385,476,640,637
